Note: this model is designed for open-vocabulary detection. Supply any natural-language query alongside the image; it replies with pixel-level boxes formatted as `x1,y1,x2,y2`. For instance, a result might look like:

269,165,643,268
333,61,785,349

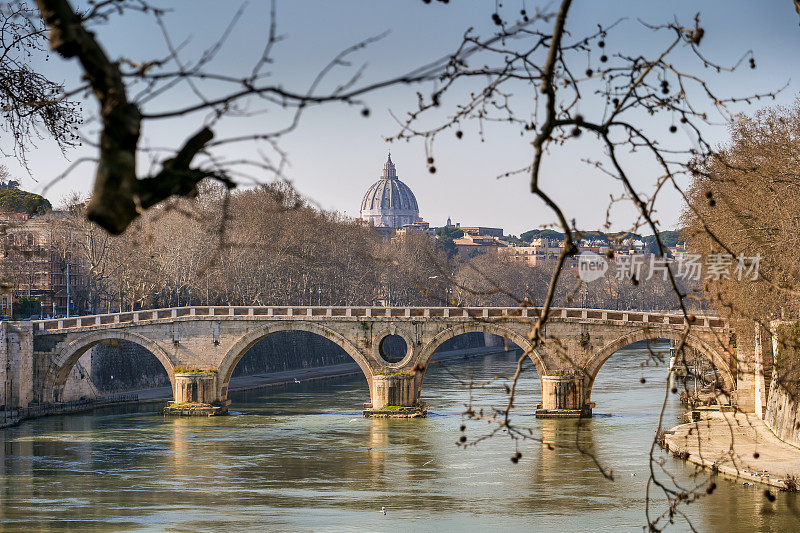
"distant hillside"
0,188,52,215
641,230,683,247
519,228,565,242
641,230,684,255
518,228,684,246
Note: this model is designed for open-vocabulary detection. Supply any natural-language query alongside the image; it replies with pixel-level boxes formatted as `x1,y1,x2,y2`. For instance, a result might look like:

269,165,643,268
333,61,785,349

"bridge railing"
30,306,725,332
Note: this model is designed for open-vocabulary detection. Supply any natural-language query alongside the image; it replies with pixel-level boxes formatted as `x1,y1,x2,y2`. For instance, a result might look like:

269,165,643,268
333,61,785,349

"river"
1,343,798,531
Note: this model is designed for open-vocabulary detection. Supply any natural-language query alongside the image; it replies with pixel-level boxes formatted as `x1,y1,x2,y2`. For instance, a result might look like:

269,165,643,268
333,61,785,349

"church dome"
360,154,421,228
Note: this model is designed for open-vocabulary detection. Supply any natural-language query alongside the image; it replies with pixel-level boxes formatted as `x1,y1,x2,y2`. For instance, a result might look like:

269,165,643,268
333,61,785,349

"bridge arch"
217,321,374,399
418,322,547,377
43,330,175,403
584,329,735,394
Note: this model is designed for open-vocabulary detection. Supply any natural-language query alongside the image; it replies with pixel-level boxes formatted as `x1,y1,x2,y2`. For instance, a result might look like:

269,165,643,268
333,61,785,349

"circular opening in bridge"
379,334,408,363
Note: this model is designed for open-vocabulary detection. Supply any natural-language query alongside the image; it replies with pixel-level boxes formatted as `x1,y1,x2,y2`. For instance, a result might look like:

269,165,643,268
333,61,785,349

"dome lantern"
382,153,397,179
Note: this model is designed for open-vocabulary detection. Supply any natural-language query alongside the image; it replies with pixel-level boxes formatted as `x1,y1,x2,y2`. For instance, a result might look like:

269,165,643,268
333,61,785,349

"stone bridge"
1,305,761,417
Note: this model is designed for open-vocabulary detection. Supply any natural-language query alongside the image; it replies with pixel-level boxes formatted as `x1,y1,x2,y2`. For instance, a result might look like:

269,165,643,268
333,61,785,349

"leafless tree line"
20,184,443,312
454,252,702,312
5,180,695,316
6,187,699,321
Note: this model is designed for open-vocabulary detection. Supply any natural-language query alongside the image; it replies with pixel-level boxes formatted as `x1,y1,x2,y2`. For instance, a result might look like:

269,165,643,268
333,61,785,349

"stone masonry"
0,305,750,418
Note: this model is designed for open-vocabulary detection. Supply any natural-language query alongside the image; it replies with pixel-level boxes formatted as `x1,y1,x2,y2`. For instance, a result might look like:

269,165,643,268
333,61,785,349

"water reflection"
1,346,799,531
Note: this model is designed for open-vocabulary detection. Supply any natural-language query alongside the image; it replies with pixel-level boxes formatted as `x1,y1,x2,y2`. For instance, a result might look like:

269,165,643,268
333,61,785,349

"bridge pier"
164,371,229,416
1,322,33,409
536,374,592,418
363,373,427,418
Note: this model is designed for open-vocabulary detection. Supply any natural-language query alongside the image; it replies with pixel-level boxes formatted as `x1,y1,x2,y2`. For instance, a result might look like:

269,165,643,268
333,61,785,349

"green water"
1,345,798,531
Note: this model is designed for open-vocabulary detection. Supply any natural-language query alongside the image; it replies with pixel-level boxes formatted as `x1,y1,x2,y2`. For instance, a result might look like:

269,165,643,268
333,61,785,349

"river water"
1,343,798,531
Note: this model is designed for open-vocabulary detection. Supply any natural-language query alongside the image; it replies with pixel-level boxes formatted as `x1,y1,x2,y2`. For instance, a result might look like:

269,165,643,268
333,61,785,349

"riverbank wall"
663,320,800,490
763,320,800,448
764,379,800,449
0,394,141,429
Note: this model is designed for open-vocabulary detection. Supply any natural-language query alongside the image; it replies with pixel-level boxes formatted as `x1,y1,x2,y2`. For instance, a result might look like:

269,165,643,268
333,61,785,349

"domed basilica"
360,154,422,229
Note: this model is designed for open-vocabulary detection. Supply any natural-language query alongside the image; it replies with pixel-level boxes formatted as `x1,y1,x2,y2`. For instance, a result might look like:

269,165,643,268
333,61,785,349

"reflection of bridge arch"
584,329,735,393
418,322,546,377
43,330,175,403
217,321,374,398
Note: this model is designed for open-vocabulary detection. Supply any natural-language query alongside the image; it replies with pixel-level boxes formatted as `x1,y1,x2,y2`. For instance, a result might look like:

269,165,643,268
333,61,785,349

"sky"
6,1,800,236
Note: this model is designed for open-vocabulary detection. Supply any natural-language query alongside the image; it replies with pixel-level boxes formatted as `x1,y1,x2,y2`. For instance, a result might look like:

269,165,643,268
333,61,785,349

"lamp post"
66,260,70,318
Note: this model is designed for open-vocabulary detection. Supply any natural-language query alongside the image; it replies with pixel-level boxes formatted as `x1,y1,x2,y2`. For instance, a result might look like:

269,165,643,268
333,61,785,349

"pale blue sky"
8,1,800,235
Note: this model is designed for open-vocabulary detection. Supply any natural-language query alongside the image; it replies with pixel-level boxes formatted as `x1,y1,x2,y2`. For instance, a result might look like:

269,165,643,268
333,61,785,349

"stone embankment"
763,379,800,448
0,394,139,429
663,412,800,490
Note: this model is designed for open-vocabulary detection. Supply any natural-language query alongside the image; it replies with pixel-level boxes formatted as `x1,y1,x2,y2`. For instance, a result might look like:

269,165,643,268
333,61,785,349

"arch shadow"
584,329,735,394
418,322,546,378
217,322,374,399
43,330,175,403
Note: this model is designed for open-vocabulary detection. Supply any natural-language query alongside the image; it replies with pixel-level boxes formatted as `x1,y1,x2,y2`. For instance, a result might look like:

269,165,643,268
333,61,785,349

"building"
577,239,611,256
531,237,563,255
452,232,511,255
668,241,688,257
1,283,12,318
1,213,30,222
394,220,434,238
1,215,88,317
443,218,504,238
360,154,422,230
460,226,504,238
498,235,649,268
499,238,562,266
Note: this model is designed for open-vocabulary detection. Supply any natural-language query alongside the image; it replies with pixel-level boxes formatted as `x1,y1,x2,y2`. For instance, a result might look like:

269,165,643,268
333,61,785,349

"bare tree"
384,2,794,528
29,0,491,233
0,1,80,167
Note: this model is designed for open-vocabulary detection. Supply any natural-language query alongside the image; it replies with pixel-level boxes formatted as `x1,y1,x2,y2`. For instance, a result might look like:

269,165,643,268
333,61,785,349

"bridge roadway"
1,305,759,418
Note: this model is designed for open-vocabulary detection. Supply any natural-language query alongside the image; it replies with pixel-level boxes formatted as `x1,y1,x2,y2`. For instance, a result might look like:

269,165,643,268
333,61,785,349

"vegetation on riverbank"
683,102,800,320
173,367,216,374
